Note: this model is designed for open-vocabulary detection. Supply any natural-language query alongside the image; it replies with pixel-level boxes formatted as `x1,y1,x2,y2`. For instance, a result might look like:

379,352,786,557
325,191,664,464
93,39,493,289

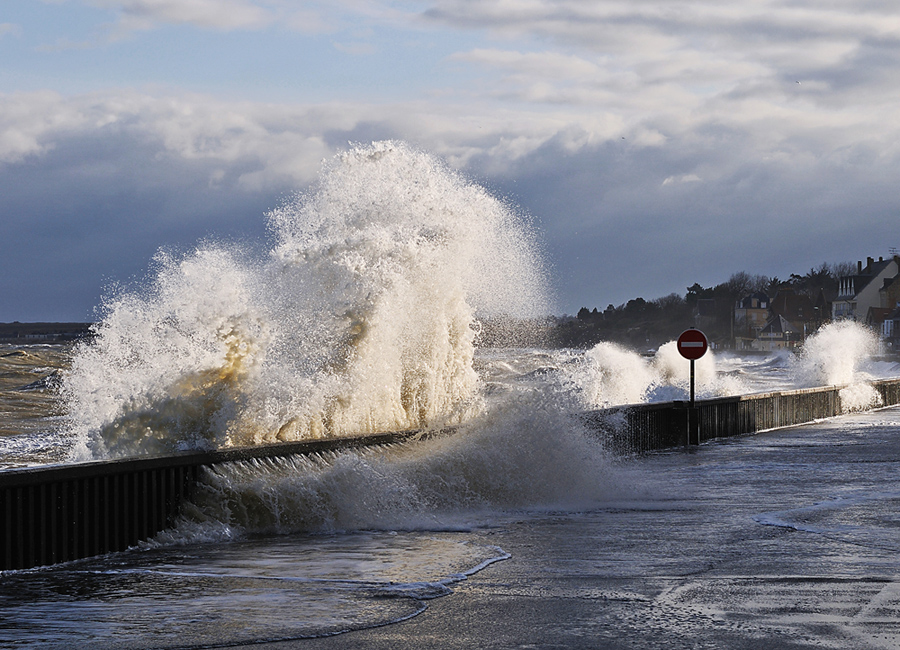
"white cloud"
2,61,898,192
0,90,604,181
7,0,900,189
423,1,900,45
84,0,274,32
0,91,83,162
662,173,701,186
426,0,900,113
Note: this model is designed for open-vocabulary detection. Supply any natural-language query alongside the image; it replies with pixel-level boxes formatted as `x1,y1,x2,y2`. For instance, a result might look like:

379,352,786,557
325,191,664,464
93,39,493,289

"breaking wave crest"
563,340,735,409
564,320,888,411
63,142,549,460
157,401,637,541
791,321,884,412
792,320,881,387
57,139,893,469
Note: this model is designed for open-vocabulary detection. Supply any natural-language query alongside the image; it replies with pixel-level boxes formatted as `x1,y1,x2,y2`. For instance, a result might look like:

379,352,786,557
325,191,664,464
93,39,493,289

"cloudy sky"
3,0,899,321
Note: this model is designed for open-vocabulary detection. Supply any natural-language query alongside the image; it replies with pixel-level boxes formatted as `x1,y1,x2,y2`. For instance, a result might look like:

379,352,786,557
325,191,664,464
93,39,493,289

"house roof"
838,258,897,299
736,292,769,309
761,314,800,335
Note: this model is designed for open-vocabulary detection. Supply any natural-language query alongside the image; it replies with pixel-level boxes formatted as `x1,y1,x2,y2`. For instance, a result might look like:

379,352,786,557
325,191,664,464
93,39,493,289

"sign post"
677,328,708,445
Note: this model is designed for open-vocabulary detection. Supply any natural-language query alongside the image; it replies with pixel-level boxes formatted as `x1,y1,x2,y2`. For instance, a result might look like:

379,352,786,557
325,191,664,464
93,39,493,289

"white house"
832,256,900,322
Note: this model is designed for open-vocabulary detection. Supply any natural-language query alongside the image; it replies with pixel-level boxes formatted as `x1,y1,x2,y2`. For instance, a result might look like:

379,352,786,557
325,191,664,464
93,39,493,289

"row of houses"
733,255,900,352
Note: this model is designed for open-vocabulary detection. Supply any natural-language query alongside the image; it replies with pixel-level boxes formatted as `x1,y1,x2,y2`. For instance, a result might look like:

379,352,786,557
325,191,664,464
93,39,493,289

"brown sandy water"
0,343,73,466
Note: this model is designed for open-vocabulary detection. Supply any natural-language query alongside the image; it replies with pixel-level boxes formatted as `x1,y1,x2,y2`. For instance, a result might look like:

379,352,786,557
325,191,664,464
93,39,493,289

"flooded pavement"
274,407,900,650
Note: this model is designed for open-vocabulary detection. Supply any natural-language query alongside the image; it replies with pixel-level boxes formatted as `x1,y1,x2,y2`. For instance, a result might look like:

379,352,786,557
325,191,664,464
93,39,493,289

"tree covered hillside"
555,262,856,350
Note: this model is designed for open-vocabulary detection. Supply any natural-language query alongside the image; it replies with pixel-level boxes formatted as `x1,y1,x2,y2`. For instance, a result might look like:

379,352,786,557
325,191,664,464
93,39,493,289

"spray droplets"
563,320,886,411
64,142,549,459
791,321,884,412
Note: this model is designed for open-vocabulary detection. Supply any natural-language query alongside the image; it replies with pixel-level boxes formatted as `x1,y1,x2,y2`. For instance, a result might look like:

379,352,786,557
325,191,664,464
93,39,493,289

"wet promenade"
269,406,900,649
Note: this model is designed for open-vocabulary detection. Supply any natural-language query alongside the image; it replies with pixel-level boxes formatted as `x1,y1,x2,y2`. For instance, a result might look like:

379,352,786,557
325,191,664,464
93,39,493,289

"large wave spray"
63,142,549,459
160,403,639,540
563,340,733,409
792,320,880,387
791,320,884,411
563,320,889,411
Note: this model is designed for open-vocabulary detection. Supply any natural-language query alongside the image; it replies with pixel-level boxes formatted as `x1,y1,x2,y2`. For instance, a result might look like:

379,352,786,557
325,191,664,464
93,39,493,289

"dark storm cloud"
4,0,900,320
0,128,276,321
481,130,900,314
3,82,899,319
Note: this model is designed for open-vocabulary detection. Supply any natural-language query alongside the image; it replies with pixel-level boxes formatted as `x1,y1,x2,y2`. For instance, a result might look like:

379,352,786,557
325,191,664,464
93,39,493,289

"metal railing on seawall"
583,377,900,454
0,428,445,571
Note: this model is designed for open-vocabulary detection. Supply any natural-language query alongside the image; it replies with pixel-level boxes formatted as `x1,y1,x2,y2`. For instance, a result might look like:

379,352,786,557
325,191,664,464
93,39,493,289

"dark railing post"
689,406,700,445
672,401,689,447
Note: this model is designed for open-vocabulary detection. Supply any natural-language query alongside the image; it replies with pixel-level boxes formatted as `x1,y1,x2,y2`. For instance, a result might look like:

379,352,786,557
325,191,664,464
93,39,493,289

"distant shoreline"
0,322,94,344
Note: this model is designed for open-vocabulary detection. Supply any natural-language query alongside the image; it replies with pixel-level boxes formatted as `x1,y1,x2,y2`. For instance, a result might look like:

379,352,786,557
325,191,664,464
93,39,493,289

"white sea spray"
62,142,550,459
562,339,744,410
790,320,883,412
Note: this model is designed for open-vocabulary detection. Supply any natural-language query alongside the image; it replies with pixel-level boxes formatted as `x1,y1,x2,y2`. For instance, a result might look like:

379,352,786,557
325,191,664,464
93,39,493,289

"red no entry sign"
677,328,708,360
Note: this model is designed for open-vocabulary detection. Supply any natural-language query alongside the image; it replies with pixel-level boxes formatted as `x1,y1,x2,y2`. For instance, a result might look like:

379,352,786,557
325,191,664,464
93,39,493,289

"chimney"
858,260,863,273
879,256,884,262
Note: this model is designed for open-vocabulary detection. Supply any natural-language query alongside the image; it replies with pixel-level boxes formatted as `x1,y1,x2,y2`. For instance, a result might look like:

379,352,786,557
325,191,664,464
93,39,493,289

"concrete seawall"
2,380,900,571
585,377,900,453
0,429,441,571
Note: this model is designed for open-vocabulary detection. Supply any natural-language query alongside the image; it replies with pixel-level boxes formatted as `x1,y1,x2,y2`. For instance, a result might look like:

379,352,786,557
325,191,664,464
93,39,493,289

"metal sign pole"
690,358,695,408
690,358,697,445
677,328,707,447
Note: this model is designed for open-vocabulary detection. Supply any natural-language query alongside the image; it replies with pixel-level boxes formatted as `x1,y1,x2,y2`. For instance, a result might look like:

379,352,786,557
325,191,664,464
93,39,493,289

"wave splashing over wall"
563,340,738,409
63,142,549,460
792,320,883,412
